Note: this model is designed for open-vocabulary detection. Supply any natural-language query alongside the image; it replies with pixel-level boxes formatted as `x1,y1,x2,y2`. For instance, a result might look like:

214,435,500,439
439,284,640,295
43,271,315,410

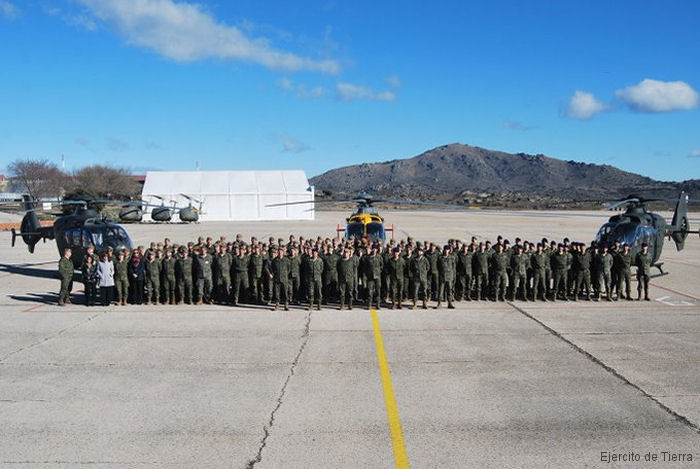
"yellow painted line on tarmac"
370,309,410,469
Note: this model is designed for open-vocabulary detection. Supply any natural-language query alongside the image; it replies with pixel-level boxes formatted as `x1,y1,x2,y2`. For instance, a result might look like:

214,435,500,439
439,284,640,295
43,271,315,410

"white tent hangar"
141,170,314,221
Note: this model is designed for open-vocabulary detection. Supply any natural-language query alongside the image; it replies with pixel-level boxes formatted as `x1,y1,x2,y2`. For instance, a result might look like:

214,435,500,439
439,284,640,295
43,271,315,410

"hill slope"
310,143,697,205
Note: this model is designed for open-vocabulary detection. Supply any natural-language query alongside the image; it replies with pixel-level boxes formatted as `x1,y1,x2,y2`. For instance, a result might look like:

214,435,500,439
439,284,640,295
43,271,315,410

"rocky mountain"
310,143,699,208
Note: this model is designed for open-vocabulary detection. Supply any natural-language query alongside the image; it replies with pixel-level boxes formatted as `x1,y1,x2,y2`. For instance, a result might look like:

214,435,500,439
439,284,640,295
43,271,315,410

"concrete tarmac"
1,210,699,468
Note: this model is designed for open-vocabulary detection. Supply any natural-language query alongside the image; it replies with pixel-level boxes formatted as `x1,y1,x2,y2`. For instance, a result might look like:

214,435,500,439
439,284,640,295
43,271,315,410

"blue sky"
0,0,698,181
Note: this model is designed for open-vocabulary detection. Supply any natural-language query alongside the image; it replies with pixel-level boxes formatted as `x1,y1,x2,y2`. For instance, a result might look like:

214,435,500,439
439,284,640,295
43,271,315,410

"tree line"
6,159,142,202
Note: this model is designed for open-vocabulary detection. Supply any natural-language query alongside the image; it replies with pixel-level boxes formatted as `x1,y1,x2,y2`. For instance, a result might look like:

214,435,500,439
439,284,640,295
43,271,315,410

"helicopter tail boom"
669,191,690,251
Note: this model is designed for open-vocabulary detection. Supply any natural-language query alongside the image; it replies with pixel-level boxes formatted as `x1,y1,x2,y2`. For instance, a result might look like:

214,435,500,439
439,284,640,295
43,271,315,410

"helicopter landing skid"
651,262,668,278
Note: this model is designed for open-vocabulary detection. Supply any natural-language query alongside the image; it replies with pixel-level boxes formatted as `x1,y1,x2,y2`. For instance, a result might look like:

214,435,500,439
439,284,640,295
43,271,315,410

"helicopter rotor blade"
265,199,356,208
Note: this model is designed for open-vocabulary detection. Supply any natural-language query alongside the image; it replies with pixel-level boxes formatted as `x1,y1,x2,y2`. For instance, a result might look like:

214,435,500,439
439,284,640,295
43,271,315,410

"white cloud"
0,1,18,20
107,137,129,152
65,13,98,31
276,77,325,98
503,119,537,131
689,149,700,158
565,90,605,120
282,137,311,153
277,77,293,90
615,79,699,112
75,0,340,74
337,82,396,102
386,75,401,87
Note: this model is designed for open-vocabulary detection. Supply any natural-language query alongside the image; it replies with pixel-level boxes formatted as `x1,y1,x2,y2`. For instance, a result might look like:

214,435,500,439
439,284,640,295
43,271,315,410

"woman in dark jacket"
128,252,146,304
82,255,99,306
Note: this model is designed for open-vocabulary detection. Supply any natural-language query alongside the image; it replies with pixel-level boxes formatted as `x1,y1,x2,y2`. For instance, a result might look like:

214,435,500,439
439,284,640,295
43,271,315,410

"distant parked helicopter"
146,195,175,222
10,196,133,268
177,193,203,223
595,191,699,275
268,193,473,241
139,194,202,223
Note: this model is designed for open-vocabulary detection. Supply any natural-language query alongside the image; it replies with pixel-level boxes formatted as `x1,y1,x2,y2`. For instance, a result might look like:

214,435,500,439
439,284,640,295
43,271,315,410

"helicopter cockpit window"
90,231,104,248
366,222,385,240
346,223,364,240
595,223,614,242
612,224,637,245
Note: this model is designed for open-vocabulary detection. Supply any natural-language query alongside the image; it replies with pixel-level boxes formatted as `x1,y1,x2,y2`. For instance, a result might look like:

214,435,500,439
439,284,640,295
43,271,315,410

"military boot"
274,303,279,311
422,300,427,310
436,301,441,309
349,299,353,310
375,297,381,310
367,299,372,310
412,299,417,310
339,302,345,310
284,302,290,311
397,301,402,310
447,302,455,309
308,302,312,311
391,300,396,310
316,300,321,311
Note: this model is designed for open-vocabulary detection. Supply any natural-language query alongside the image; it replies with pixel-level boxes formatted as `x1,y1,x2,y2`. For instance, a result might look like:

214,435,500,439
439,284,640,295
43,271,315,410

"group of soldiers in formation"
57,233,655,309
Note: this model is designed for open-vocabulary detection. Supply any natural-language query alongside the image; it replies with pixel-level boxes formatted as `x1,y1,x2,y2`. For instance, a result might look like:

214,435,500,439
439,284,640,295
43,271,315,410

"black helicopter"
10,195,133,269
595,191,699,275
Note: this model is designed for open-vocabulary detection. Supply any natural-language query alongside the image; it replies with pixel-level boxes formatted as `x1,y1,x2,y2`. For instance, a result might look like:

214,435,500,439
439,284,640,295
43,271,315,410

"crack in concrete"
245,310,312,469
0,311,107,362
507,301,700,435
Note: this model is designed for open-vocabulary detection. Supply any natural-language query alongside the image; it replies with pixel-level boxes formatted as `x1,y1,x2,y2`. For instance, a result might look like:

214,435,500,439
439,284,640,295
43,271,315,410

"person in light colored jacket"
97,252,115,306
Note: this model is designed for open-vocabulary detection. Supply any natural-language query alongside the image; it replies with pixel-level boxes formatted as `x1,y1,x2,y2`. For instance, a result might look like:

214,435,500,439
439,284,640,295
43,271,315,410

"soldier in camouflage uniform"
269,248,290,310
615,244,634,301
303,248,324,310
457,244,473,301
385,247,405,309
550,244,569,301
231,246,249,305
437,245,456,308
473,243,490,301
530,244,548,301
337,249,356,310
635,243,652,301
427,244,440,301
113,250,129,306
194,246,213,304
160,249,176,305
213,245,232,304
145,250,161,304
410,247,430,309
596,245,613,301
364,245,384,309
176,248,193,304
490,244,509,302
572,243,592,301
402,246,413,303
248,244,266,304
288,248,301,304
322,244,339,304
509,245,529,301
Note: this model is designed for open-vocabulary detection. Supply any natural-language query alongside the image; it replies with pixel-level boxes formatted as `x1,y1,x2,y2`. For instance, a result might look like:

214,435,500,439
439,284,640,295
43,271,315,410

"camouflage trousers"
115,277,129,303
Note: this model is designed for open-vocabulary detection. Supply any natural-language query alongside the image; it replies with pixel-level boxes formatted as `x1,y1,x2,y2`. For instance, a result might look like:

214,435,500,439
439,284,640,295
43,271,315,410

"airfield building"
141,170,314,222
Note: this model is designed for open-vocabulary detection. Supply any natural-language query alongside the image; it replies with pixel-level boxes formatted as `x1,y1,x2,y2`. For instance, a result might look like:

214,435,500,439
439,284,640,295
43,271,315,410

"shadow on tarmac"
0,263,62,280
